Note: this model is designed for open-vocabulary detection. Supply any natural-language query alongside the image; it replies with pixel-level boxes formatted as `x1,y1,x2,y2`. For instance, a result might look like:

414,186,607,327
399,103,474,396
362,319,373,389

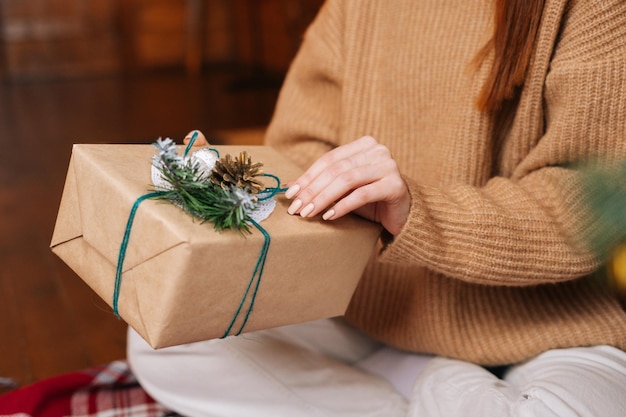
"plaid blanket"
0,360,180,417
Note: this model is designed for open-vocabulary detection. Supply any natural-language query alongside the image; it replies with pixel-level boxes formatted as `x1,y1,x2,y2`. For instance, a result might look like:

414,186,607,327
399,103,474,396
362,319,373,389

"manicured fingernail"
322,209,335,220
300,203,315,218
287,199,302,214
285,184,300,199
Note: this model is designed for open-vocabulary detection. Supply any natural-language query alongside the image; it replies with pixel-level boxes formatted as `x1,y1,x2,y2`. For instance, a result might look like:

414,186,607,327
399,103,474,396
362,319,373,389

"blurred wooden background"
0,0,323,394
0,0,323,79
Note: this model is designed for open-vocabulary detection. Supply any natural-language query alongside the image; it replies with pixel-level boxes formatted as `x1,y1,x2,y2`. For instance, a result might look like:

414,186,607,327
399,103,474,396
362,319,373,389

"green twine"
113,191,166,317
216,174,287,337
183,131,221,159
113,164,286,338
183,131,198,157
221,219,271,337
258,173,288,201
114,195,274,338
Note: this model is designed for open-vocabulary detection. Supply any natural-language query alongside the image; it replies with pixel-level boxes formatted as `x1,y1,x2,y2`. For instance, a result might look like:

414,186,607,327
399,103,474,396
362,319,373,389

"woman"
128,0,626,415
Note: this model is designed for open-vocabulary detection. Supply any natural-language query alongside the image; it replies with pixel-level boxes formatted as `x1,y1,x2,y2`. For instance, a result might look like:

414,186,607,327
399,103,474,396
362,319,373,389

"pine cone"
211,151,265,194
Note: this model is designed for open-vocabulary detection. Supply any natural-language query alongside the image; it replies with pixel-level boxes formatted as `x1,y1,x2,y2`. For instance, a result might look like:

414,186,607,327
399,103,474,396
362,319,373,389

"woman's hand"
284,136,410,236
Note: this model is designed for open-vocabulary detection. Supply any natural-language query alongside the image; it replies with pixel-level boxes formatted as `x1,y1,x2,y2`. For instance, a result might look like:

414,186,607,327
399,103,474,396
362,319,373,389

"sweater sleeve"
379,0,626,286
264,0,344,170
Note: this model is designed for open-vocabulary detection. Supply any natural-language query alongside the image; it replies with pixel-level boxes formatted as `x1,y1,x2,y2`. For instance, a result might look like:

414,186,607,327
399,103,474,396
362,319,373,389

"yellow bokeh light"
610,243,626,295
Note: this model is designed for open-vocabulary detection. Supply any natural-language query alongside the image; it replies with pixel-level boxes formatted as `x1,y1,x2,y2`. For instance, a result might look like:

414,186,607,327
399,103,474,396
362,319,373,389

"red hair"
476,0,546,113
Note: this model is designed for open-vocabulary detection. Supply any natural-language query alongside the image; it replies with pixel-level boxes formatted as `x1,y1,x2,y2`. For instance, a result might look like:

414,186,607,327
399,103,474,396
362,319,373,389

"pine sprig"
580,161,626,302
581,161,626,258
151,138,259,234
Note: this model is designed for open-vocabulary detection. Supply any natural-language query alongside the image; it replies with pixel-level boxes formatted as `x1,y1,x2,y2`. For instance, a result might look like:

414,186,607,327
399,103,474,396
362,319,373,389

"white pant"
127,319,626,417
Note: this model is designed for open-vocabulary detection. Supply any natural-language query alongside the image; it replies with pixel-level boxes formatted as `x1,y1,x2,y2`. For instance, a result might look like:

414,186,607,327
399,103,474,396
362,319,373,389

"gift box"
50,144,381,348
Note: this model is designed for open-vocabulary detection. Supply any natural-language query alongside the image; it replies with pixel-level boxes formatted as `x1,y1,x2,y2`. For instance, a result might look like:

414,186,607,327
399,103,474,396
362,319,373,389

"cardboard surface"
51,144,381,348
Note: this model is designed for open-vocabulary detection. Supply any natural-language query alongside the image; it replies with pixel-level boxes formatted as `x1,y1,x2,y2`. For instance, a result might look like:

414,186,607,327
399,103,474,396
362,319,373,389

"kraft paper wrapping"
51,144,381,348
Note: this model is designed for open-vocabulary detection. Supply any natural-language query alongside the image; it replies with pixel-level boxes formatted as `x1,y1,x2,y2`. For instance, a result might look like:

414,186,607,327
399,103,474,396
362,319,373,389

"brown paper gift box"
50,144,381,348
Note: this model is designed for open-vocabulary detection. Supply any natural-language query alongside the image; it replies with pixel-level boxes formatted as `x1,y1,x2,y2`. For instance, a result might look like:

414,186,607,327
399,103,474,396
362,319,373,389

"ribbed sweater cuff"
378,176,426,265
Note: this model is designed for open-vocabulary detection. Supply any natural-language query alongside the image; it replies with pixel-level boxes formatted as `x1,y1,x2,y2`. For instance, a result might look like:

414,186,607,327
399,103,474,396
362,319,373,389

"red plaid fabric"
0,360,179,417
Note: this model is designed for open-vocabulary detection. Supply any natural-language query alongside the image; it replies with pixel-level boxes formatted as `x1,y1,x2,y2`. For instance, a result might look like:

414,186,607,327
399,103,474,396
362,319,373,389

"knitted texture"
265,0,626,365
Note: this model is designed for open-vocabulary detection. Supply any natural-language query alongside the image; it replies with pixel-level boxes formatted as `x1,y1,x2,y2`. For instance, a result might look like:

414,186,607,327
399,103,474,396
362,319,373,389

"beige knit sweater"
265,0,626,365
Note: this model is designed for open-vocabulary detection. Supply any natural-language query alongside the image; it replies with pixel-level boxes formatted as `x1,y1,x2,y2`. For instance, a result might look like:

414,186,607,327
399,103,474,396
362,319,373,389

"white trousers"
127,318,626,417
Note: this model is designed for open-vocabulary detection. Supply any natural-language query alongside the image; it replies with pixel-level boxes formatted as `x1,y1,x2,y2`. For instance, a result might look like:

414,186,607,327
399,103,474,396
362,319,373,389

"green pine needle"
152,138,257,234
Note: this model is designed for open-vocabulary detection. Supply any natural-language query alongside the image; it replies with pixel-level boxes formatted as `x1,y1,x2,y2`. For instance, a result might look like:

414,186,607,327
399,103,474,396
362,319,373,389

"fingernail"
285,184,300,199
287,199,302,215
322,209,335,220
300,203,315,218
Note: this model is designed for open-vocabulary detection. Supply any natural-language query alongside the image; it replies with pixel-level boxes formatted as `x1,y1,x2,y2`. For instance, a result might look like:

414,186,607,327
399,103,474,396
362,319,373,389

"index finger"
285,136,378,199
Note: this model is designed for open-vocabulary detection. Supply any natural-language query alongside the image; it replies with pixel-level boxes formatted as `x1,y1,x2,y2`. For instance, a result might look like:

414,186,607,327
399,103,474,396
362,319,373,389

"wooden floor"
0,68,280,393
